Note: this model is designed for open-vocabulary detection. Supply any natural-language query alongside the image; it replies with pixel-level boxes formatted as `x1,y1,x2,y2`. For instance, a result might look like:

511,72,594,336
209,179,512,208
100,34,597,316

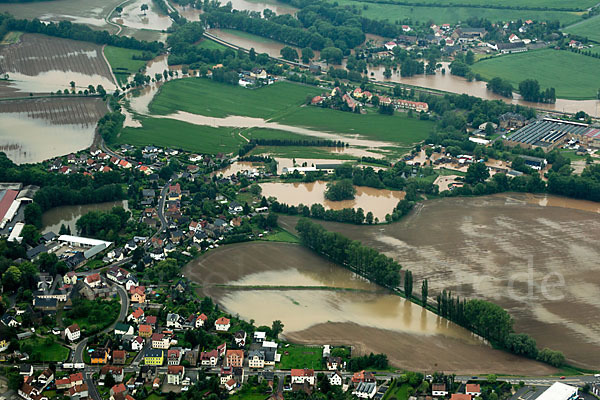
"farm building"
503,118,594,152
537,382,578,400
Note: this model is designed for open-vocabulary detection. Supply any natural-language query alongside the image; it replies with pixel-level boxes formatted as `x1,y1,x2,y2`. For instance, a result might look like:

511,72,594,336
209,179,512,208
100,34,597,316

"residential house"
450,395,472,400
166,313,183,329
100,366,124,383
220,366,234,385
1,313,20,328
291,369,315,385
113,350,127,365
248,350,265,369
194,313,207,328
326,356,343,371
63,271,78,285
329,371,343,386
151,333,170,349
65,324,81,342
144,349,164,366
130,286,146,303
114,323,134,336
432,383,448,397
167,349,182,365
139,324,153,338
91,348,110,364
224,379,236,392
110,383,127,398
215,317,231,332
128,308,144,324
353,382,377,399
352,370,375,384
217,342,227,357
234,331,247,347
200,350,219,367
466,384,481,397
253,331,266,343
167,365,185,385
130,336,145,351
84,273,102,288
174,280,187,293
226,349,244,367
0,338,9,352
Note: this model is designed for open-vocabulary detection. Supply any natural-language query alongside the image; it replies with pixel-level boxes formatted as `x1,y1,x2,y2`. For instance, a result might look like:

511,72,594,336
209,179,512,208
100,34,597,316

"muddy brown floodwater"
0,33,116,95
0,97,107,164
41,200,128,234
183,241,556,375
279,192,600,369
260,181,404,220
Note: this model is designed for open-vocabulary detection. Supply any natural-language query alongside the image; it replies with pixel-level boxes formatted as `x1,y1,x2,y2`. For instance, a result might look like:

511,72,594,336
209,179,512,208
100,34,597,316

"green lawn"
383,382,410,400
263,229,300,243
1,31,23,45
273,107,434,145
470,49,600,99
279,344,323,369
354,0,595,8
564,15,600,43
149,79,320,118
197,38,229,50
118,117,246,154
230,392,268,400
250,145,358,160
331,0,583,25
103,45,149,86
21,336,70,362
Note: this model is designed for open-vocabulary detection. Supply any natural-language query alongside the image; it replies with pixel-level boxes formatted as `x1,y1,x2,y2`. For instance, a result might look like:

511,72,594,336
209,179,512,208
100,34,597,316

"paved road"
146,177,172,248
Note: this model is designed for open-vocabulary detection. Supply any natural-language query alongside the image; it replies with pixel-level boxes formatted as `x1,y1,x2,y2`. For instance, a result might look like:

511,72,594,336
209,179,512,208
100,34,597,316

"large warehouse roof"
536,382,578,400
507,118,593,148
58,235,113,248
0,189,19,221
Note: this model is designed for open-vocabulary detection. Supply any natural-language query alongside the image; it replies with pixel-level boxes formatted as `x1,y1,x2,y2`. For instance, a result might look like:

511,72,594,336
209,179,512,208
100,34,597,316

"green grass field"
21,337,70,362
197,39,229,50
250,145,358,159
331,0,583,25
273,107,434,145
149,79,320,118
279,345,323,369
357,0,595,8
263,229,300,243
0,31,23,45
103,46,148,86
564,15,600,43
383,383,410,400
118,117,245,154
470,49,600,99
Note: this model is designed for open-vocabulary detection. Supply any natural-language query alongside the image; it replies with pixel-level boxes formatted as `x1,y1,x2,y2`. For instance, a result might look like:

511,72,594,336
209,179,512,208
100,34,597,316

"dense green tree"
325,179,356,201
421,279,428,307
465,162,490,185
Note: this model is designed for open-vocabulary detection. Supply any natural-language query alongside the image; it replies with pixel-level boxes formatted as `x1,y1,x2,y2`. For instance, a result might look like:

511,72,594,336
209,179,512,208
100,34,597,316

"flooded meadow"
260,181,405,220
278,193,600,369
42,200,128,234
183,241,556,374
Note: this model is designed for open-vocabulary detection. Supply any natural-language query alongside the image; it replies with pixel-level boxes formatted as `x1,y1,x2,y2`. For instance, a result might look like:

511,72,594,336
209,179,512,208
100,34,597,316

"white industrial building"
537,382,578,400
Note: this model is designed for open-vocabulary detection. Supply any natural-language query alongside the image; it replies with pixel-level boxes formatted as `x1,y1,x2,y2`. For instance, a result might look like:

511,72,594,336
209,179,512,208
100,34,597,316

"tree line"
76,206,131,240
296,218,403,288
0,15,163,52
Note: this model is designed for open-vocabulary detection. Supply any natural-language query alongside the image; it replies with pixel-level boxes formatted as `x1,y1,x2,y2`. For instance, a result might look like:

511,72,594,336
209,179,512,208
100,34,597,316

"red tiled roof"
291,368,314,377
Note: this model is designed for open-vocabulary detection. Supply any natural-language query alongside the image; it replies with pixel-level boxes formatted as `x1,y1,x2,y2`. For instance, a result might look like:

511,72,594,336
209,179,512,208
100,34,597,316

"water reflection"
42,200,129,234
259,180,405,220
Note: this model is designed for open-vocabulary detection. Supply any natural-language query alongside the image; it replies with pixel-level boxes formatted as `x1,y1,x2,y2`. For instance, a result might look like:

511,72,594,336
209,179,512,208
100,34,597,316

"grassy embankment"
564,14,600,43
0,31,23,45
470,48,600,100
21,336,70,362
118,79,434,157
103,45,148,86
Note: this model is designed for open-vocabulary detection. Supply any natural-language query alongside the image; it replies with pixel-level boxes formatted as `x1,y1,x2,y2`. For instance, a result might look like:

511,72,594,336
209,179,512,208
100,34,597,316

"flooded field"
0,0,121,31
260,181,404,220
113,0,173,32
0,97,107,164
183,241,556,375
226,0,297,15
367,62,600,117
213,161,264,177
279,193,600,369
0,33,116,95
42,200,128,234
207,29,294,59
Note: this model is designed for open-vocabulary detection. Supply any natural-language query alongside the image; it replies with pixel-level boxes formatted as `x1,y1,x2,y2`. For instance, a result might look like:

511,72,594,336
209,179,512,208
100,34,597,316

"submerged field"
470,49,600,100
183,241,555,375
0,33,116,95
278,193,600,369
0,97,107,164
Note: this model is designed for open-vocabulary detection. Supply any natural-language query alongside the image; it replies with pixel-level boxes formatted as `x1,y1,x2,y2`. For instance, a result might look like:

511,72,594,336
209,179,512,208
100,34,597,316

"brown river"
183,241,556,374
